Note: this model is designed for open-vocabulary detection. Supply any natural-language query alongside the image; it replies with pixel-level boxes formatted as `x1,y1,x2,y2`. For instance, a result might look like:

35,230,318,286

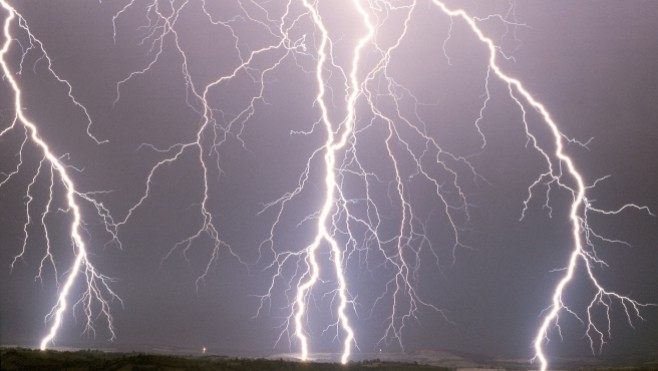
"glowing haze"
1,1,657,370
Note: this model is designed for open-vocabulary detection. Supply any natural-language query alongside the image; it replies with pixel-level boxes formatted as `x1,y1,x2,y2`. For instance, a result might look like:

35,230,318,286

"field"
1,348,450,371
2,347,657,370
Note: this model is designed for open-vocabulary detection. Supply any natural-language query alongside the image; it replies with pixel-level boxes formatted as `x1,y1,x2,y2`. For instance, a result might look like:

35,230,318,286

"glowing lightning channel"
101,2,655,369
108,0,308,288
290,0,375,363
423,2,655,370
9,1,652,367
1,1,120,350
265,0,473,361
291,0,654,367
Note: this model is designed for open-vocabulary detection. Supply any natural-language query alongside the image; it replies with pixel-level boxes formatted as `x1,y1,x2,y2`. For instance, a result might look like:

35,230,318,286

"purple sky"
1,0,657,364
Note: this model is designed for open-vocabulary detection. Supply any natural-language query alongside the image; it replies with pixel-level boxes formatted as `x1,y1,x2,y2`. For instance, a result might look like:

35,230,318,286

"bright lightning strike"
0,0,121,350
263,1,654,367
288,0,376,363
426,3,655,370
2,1,655,370
107,0,469,362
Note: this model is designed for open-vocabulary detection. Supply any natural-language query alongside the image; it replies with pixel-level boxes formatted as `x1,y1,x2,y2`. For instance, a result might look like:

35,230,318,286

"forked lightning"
2,2,653,370
1,0,120,350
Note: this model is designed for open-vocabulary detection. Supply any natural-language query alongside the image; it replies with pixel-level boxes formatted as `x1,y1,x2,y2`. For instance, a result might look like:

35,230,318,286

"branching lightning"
2,1,654,370
425,3,654,370
1,0,121,350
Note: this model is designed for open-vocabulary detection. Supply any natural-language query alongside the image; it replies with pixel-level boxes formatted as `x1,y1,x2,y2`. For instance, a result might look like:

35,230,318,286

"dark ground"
1,347,448,371
2,347,657,371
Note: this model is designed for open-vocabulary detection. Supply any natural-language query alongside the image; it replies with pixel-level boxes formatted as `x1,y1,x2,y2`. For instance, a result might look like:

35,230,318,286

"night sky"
1,0,657,365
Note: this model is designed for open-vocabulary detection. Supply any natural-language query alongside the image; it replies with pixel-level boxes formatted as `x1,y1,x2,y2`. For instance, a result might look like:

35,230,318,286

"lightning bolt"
1,0,121,350
108,0,655,367
288,0,377,362
3,1,654,369
258,1,654,367
109,0,466,362
421,2,655,370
